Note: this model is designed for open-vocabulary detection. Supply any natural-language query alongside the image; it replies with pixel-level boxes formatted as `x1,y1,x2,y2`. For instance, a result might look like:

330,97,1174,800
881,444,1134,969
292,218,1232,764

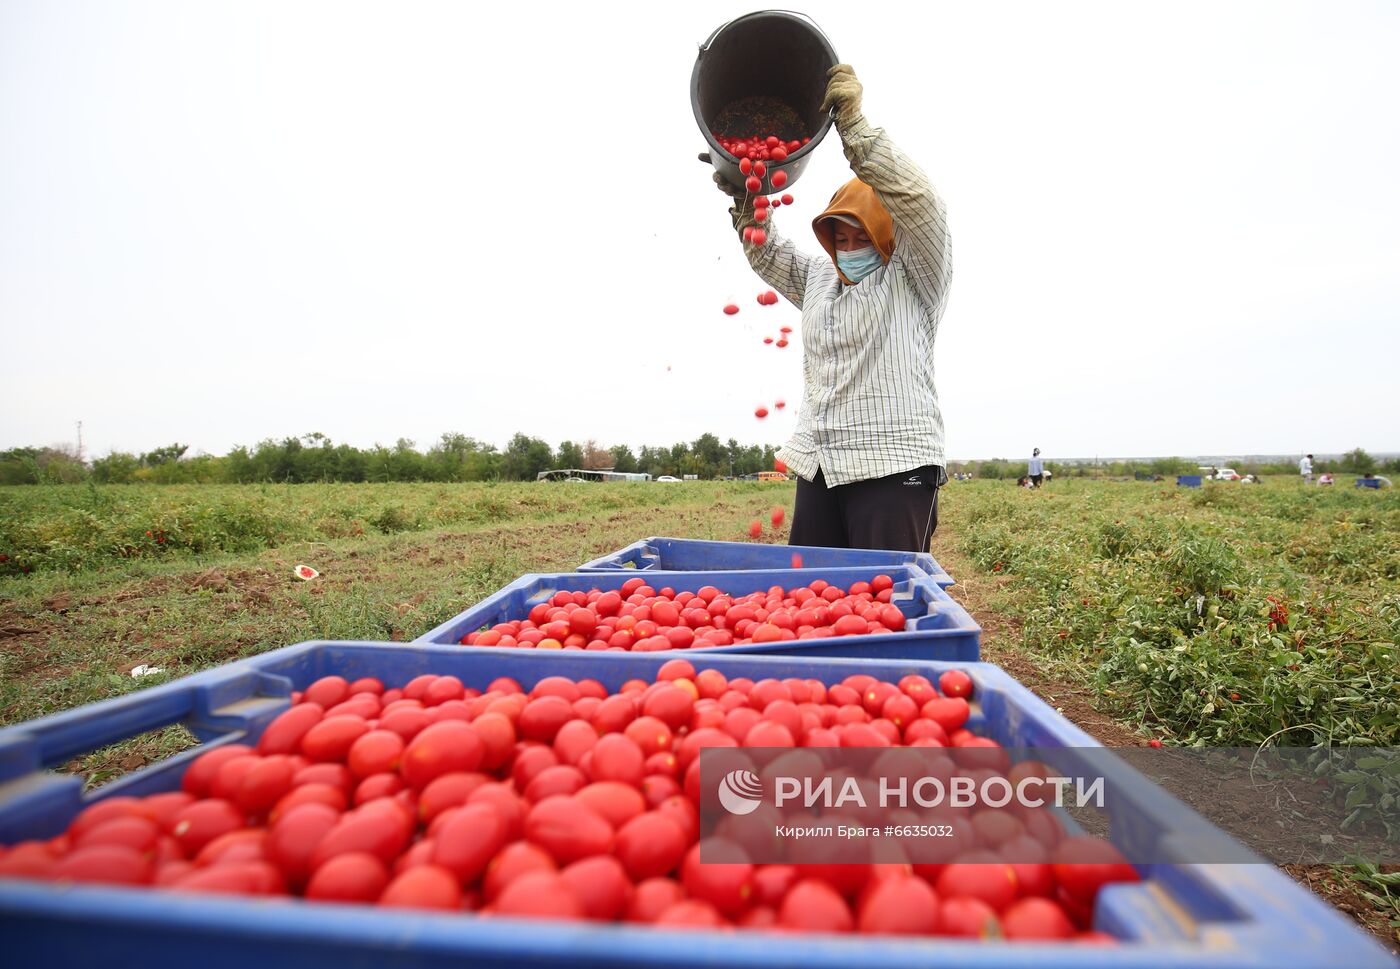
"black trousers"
789,465,946,553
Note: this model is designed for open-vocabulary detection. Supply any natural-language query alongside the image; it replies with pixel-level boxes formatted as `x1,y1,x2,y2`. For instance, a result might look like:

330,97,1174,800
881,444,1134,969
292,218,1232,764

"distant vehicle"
757,471,789,482
656,476,681,483
1199,467,1240,481
564,477,589,484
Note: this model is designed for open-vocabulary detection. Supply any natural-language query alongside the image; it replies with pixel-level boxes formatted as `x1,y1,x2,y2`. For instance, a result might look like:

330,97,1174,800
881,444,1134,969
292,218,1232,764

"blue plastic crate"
1176,475,1203,488
578,537,955,589
1355,478,1383,490
0,642,1391,968
414,566,981,661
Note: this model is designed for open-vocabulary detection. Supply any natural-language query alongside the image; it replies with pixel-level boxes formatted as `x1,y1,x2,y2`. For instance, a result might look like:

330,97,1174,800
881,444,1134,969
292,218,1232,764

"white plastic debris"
130,665,164,678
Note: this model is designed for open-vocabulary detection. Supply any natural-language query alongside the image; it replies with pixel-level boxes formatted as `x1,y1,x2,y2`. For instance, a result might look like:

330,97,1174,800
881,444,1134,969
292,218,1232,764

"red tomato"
482,841,557,902
552,719,599,766
525,795,614,865
268,803,339,884
181,745,254,798
466,785,525,843
561,855,633,920
642,686,694,731
51,845,153,885
1001,897,1077,939
492,871,585,920
623,716,673,758
234,756,297,816
270,782,346,824
417,771,491,825
0,842,58,879
656,900,726,927
590,734,645,787
471,712,516,770
524,764,589,802
921,697,971,733
73,816,161,855
300,715,370,763
137,791,196,830
940,895,1001,937
170,799,244,856
433,801,508,883
308,802,413,871
401,721,484,788
194,828,268,867
422,676,465,707
752,865,798,906
380,863,463,910
575,782,646,829
614,811,688,881
938,670,974,699
305,851,389,902
680,840,754,916
378,706,431,742
856,874,941,934
518,696,575,742
1050,836,1139,903
936,863,1019,911
354,773,405,806
258,704,325,755
780,879,853,931
174,860,284,895
303,676,350,709
626,877,686,922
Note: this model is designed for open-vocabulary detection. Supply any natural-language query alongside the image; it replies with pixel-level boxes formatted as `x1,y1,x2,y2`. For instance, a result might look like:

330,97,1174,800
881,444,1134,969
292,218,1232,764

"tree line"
0,433,781,485
1,436,1392,486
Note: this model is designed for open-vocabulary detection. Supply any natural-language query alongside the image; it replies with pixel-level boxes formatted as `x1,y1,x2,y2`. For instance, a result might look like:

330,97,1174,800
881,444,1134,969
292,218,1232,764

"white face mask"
836,245,882,282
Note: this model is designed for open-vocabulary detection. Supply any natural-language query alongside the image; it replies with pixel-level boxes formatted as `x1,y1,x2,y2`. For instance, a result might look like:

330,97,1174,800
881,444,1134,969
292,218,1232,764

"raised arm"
821,65,952,313
713,171,815,308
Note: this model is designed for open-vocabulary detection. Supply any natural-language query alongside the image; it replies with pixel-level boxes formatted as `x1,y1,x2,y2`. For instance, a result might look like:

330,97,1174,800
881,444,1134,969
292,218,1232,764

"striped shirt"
741,115,952,488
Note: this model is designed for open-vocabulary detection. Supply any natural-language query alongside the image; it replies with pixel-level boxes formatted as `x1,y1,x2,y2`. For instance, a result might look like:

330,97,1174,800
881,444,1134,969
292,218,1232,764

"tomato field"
0,478,1396,950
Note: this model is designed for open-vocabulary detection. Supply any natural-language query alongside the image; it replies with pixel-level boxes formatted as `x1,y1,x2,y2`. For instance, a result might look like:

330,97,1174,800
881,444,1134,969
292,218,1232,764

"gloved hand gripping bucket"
692,10,839,195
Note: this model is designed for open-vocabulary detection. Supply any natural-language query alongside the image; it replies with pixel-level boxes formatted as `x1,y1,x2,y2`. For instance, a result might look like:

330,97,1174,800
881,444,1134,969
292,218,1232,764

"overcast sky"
2,0,1396,463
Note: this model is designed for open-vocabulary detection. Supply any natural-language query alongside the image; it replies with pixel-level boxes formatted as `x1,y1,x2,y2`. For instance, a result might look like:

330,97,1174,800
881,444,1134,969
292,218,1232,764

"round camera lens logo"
718,768,763,815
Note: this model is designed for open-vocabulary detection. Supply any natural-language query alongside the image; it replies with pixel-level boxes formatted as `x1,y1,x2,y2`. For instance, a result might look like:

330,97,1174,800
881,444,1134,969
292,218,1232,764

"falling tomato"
748,521,763,539
771,170,788,189
781,194,794,205
775,339,788,348
774,400,786,410
771,507,785,528
763,337,773,345
790,554,804,568
723,304,739,316
754,407,769,419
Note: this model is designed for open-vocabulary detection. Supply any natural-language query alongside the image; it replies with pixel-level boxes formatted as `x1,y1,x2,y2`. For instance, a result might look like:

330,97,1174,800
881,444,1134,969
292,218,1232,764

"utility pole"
76,421,83,462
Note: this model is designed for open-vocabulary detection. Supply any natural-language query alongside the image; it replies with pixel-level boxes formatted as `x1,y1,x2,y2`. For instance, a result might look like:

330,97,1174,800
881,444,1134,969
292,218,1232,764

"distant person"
1318,472,1334,486
1299,454,1314,485
1028,448,1044,488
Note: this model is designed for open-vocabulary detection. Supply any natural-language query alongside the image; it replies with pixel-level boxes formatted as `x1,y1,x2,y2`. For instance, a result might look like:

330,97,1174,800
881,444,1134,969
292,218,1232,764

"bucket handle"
699,9,836,53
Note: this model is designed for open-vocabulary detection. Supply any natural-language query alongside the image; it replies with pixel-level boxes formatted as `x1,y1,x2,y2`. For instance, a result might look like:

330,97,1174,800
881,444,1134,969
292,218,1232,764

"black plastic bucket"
692,10,839,195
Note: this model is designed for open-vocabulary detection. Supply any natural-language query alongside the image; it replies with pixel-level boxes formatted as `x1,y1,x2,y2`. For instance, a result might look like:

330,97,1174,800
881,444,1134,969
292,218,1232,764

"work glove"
820,63,864,130
713,170,758,232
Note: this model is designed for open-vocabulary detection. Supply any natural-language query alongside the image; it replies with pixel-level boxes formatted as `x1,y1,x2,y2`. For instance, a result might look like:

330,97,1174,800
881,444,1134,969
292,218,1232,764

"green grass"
946,477,1398,748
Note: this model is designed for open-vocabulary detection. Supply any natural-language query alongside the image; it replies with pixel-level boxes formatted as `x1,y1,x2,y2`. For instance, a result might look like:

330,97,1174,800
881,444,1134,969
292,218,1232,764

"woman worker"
713,65,952,552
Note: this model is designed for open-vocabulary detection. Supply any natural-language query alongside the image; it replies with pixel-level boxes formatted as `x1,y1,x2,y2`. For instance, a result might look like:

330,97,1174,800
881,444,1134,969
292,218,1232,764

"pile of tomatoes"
715,133,810,164
0,661,1134,941
461,577,909,651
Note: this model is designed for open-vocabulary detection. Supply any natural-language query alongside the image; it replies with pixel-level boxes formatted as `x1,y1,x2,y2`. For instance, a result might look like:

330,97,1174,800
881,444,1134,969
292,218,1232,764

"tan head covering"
812,178,895,285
